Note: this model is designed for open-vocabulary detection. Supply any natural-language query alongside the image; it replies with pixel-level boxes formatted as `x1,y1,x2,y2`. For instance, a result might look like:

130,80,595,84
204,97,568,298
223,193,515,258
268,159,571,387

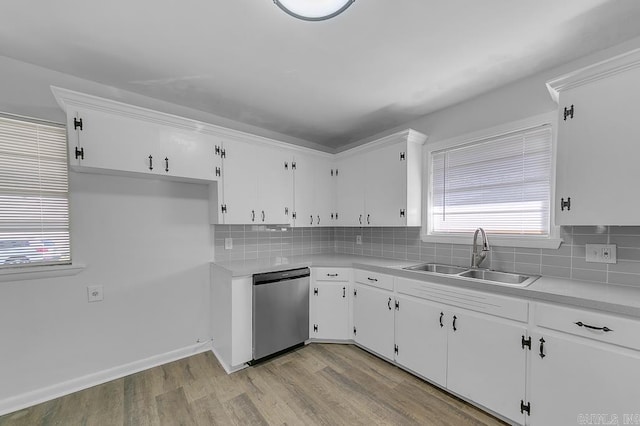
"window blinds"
0,114,70,267
430,125,552,236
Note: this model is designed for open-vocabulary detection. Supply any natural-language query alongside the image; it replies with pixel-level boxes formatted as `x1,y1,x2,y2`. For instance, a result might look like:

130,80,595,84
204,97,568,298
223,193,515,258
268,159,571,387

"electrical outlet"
87,285,103,302
356,235,362,245
224,237,233,250
585,244,617,264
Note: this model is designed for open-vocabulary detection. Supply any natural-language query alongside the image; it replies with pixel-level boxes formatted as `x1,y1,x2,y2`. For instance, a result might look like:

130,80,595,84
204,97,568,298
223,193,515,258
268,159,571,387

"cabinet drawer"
313,268,350,282
354,269,394,291
535,303,640,351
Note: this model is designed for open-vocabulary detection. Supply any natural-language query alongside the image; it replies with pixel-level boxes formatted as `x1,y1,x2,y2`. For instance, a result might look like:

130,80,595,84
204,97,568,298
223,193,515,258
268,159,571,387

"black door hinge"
394,344,399,355
520,400,531,416
521,335,532,350
220,149,226,159
285,207,289,216
74,146,84,160
560,197,571,211
400,152,406,161
395,300,399,310
284,162,288,170
563,104,574,121
292,212,297,220
292,162,296,170
353,326,357,336
74,117,83,130
313,324,318,333
313,287,318,295
221,204,227,214
353,288,357,297
215,167,221,177
400,209,406,218
215,145,221,155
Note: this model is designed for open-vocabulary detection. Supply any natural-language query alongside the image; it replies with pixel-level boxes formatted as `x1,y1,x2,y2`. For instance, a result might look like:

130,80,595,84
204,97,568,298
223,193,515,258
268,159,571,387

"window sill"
421,234,563,249
0,263,85,283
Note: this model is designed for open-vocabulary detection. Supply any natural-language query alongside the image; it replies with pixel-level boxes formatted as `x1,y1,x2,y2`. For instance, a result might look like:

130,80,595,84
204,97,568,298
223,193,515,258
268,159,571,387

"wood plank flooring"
0,344,506,426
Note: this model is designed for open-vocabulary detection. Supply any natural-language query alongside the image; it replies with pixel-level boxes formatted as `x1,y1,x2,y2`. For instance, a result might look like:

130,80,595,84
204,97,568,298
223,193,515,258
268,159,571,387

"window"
425,116,559,248
0,114,71,268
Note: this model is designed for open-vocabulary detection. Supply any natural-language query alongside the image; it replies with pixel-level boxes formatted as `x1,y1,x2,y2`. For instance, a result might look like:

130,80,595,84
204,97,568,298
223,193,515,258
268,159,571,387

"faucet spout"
471,227,490,268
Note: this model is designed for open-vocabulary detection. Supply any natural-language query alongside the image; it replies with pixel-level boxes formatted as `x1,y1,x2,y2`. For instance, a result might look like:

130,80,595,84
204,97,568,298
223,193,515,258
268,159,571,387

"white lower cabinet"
309,282,350,340
528,303,640,425
394,295,447,387
446,310,527,424
353,283,395,360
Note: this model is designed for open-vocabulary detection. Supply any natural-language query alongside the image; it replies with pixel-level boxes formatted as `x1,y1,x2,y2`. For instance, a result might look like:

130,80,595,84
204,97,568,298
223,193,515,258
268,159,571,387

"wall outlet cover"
87,285,104,302
224,237,233,250
356,235,362,245
585,244,617,264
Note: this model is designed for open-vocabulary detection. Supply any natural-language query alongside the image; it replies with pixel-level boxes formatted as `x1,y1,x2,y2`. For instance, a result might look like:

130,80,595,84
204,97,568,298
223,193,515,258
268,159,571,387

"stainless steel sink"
403,263,468,275
459,269,532,285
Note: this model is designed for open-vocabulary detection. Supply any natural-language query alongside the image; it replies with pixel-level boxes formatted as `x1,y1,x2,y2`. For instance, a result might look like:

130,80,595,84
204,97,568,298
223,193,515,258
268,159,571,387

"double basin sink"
402,263,539,287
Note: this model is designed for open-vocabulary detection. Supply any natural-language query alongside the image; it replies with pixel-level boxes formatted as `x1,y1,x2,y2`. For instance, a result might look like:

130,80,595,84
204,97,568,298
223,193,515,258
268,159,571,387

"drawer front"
396,277,528,322
313,267,350,282
354,269,394,291
535,303,640,350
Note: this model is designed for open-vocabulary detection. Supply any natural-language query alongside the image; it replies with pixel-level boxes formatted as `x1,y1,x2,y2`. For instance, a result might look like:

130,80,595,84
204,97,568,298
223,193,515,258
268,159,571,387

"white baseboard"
210,346,249,374
0,341,213,417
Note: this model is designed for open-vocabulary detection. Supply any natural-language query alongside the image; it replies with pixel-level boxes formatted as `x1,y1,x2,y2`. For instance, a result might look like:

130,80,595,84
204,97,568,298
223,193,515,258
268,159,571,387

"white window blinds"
0,114,70,267
430,125,552,236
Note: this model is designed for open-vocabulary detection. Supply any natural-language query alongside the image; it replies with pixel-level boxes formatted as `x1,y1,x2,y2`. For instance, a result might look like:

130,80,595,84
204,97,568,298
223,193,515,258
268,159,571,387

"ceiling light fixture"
274,0,355,21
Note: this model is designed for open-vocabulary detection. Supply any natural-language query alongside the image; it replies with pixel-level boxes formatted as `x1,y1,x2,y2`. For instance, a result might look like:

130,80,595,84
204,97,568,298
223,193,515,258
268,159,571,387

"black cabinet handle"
387,297,392,310
452,315,457,331
164,157,169,172
367,277,378,282
148,155,153,170
539,338,546,359
261,210,265,222
342,287,346,298
439,312,444,328
310,215,313,225
359,214,362,225
251,210,255,222
327,273,338,277
575,321,612,332
317,215,320,225
367,214,370,225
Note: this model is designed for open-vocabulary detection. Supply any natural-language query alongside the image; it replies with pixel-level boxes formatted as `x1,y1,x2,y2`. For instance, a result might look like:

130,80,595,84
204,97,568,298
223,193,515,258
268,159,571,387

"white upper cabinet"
547,48,640,225
335,129,426,227
219,138,292,225
292,152,335,227
52,87,221,183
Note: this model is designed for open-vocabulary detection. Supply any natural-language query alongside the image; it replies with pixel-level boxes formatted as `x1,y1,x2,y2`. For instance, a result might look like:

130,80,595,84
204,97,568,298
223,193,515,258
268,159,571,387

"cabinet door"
364,142,407,226
155,124,219,181
221,139,259,224
447,310,527,425
292,153,333,227
529,331,640,425
313,157,335,227
256,146,293,225
335,155,365,226
310,282,349,340
394,295,447,387
68,107,153,174
353,284,394,360
555,66,640,225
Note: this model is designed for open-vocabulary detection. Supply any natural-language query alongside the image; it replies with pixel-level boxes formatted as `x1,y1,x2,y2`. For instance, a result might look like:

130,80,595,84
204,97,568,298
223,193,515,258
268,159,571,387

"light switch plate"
585,244,617,264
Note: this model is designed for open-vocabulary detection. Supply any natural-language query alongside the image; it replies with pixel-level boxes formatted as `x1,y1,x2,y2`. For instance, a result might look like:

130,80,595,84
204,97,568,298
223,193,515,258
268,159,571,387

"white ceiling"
2,0,640,150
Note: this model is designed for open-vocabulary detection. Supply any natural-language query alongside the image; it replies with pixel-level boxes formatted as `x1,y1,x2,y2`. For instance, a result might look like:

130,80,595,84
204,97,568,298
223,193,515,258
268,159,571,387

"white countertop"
212,255,640,318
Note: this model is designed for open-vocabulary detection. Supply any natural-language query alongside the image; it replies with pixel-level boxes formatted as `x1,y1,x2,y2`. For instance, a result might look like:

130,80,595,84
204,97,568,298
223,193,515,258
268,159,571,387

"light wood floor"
0,344,506,426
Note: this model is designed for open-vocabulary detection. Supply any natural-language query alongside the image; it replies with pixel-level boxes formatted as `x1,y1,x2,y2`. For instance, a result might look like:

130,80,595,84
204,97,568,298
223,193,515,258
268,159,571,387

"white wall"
0,58,218,411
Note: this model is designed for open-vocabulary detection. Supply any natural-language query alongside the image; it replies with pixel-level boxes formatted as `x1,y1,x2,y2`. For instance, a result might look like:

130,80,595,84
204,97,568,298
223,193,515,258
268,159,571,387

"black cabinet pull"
439,312,444,328
310,215,313,225
327,273,338,277
359,214,362,225
367,277,378,282
261,210,265,222
148,155,153,170
342,287,346,298
387,297,392,310
251,210,255,222
452,315,457,331
164,157,169,172
317,215,320,225
539,338,546,359
575,321,612,332
367,214,370,225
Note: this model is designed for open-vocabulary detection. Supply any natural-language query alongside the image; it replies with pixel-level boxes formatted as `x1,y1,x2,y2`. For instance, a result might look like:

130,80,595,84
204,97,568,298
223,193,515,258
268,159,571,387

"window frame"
421,112,562,249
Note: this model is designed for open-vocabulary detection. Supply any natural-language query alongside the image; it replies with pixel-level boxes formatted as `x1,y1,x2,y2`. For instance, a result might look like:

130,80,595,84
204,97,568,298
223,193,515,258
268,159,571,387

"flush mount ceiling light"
274,0,355,21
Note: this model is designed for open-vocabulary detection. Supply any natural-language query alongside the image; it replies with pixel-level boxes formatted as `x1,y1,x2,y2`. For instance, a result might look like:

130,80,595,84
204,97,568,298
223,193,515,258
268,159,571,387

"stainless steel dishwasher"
252,267,310,363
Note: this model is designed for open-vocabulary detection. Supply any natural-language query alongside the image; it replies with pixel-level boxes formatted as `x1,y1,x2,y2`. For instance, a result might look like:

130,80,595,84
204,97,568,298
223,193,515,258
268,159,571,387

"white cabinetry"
309,268,350,340
529,303,640,425
335,129,426,227
52,87,220,182
547,48,640,225
353,283,395,360
292,153,335,227
218,138,293,225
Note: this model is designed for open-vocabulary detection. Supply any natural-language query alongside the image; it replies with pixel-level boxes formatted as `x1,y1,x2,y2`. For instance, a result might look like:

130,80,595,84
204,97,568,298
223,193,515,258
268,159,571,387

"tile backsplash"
214,225,640,287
